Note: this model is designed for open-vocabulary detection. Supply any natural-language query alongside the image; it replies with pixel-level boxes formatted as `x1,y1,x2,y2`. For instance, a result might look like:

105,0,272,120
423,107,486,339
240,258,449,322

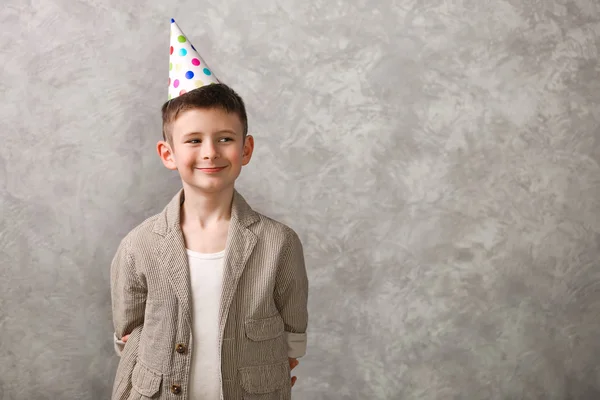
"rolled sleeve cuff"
113,332,125,357
285,331,307,358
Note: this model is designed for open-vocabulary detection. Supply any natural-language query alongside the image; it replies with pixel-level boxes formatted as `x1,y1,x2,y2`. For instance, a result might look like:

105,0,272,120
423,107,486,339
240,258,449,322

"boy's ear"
157,140,178,170
242,134,254,166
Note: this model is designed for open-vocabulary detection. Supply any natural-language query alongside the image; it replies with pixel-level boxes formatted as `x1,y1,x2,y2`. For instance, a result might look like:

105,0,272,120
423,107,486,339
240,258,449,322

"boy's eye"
187,138,232,144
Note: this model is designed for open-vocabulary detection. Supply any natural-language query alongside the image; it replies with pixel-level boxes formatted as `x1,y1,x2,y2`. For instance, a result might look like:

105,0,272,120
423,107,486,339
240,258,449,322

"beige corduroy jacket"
110,188,309,400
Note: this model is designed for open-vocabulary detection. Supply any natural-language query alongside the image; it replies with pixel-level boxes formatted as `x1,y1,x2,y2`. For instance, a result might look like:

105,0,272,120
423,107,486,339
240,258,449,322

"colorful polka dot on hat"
168,18,219,100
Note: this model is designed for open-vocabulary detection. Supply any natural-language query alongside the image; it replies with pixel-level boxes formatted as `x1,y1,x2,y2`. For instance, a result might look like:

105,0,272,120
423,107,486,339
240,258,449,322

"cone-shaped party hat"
168,18,219,100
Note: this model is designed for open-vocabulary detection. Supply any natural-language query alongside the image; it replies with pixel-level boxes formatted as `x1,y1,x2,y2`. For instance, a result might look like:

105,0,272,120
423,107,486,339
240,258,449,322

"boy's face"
157,107,253,194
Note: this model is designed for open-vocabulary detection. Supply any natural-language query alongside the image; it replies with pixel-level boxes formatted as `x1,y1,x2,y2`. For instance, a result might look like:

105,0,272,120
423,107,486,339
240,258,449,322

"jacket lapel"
153,188,258,331
154,189,193,327
160,230,193,326
219,190,258,329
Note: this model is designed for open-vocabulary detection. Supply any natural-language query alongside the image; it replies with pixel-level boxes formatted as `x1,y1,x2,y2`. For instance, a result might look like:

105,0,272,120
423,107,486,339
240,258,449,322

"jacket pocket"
239,361,289,396
131,362,162,398
245,315,284,341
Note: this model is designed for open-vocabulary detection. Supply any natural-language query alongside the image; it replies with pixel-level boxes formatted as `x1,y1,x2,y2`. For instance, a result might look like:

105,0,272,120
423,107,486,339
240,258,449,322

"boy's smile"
157,107,254,194
197,166,227,173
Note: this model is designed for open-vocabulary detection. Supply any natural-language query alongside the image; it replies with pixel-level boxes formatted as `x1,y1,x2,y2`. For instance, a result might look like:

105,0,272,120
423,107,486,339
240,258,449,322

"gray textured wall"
1,1,599,399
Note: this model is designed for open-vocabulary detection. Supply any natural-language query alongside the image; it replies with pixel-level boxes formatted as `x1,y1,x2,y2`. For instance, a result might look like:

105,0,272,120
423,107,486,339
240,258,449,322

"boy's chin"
182,180,235,194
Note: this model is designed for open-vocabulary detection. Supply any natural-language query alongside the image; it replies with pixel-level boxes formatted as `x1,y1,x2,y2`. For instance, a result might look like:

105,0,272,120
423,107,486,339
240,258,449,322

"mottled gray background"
1,0,599,399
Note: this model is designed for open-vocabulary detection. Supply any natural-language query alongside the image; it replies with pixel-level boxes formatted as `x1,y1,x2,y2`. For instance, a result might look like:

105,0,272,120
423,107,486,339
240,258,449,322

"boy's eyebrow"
182,129,238,138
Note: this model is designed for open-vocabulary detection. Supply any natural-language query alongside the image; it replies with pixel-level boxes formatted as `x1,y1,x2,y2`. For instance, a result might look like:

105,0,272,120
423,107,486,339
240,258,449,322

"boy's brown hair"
161,83,248,144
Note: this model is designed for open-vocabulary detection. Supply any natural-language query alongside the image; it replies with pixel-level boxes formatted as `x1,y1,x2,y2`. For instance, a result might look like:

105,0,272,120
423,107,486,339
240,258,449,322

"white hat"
168,18,220,100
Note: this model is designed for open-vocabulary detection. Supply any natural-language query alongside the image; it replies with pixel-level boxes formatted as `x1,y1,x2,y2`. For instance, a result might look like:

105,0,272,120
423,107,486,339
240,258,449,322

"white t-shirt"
187,248,225,400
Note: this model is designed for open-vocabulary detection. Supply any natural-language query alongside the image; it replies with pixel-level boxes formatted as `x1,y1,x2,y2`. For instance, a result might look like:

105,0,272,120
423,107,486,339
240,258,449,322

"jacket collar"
152,187,259,236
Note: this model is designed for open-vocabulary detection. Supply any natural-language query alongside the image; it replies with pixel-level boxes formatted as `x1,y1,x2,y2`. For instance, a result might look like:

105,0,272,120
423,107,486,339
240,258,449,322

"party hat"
168,18,219,100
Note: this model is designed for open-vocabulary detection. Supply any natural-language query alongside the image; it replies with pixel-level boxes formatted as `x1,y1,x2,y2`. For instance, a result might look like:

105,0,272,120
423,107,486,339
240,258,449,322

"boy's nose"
201,143,219,159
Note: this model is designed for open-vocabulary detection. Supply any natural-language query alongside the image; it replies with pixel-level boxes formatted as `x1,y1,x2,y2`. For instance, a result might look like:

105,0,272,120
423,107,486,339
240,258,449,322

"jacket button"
175,343,186,354
171,384,182,394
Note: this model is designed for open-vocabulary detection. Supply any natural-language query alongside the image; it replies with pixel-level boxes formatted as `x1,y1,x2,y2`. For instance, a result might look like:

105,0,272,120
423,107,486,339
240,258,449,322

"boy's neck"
180,185,234,229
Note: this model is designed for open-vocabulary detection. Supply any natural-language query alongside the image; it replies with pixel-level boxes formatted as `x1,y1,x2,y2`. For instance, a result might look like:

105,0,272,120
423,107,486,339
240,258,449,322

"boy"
110,19,309,400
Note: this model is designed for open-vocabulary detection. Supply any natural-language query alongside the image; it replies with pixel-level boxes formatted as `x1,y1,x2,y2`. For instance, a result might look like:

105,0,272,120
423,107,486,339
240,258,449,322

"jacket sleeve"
274,227,309,358
110,236,147,357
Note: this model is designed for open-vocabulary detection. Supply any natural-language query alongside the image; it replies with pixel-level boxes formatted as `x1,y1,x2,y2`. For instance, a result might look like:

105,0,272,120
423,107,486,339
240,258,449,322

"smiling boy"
110,19,309,400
